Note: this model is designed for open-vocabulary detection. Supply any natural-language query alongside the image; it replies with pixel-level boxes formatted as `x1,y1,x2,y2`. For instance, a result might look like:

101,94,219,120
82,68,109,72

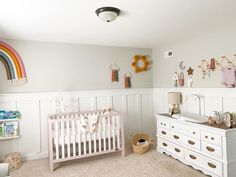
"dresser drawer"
170,131,200,151
183,136,201,151
201,130,222,146
171,122,200,139
158,138,184,159
158,119,170,130
170,131,183,143
158,127,170,138
201,142,222,158
185,149,222,177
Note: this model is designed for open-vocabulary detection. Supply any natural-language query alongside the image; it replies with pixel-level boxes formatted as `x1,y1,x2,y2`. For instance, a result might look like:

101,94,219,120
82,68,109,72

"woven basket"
3,152,21,171
131,133,155,154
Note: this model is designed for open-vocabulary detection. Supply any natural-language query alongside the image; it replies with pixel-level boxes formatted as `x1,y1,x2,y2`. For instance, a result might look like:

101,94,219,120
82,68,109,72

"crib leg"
50,161,54,172
121,148,125,157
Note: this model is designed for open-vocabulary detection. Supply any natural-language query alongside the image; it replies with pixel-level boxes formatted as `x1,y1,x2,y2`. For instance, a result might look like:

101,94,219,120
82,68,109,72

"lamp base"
169,104,180,116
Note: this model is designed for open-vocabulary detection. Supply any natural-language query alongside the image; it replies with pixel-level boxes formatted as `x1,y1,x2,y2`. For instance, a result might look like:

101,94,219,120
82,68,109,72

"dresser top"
157,113,236,131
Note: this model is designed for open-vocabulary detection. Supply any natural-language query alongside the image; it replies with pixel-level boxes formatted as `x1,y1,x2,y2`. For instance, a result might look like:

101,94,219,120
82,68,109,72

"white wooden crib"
48,110,125,172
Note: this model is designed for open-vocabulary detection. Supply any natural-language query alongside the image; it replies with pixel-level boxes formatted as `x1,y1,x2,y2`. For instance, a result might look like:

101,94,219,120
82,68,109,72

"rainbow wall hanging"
0,40,27,84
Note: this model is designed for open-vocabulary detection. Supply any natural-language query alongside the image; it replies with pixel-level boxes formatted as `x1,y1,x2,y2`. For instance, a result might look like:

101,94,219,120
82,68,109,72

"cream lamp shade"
168,92,181,105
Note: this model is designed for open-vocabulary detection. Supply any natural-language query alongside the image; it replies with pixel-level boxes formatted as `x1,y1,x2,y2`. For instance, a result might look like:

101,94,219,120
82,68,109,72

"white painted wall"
153,24,236,88
154,88,236,116
0,88,155,160
0,39,152,93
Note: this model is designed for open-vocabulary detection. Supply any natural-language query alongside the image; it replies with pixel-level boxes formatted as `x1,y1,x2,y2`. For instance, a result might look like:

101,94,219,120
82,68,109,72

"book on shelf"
0,122,18,138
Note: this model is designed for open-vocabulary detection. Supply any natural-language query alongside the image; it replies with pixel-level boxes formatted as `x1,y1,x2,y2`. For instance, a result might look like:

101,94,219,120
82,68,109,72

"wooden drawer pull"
189,155,197,160
208,162,216,169
188,140,195,145
173,135,179,139
175,148,180,153
161,131,167,135
162,143,167,147
206,146,215,152
211,137,214,140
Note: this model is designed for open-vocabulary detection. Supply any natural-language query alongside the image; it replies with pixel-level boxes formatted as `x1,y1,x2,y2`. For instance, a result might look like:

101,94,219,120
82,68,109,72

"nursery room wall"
0,39,154,160
0,39,152,94
153,23,236,88
152,23,236,121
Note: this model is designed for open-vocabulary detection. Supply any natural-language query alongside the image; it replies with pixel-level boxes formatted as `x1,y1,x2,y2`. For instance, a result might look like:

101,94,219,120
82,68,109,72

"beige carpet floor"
11,150,206,177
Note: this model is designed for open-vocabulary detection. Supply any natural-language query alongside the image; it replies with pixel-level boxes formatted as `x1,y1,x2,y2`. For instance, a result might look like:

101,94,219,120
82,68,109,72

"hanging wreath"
132,55,149,73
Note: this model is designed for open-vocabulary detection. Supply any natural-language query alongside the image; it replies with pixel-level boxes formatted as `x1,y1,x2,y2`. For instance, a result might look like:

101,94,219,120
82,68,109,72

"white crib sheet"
53,125,118,145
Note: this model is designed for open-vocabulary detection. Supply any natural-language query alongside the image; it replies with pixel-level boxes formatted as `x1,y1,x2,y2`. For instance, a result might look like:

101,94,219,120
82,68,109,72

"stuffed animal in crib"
103,107,112,114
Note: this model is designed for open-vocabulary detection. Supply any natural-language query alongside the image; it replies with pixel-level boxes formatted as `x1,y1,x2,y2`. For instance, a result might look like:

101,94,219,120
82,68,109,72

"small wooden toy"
178,72,184,87
187,75,193,88
173,72,179,87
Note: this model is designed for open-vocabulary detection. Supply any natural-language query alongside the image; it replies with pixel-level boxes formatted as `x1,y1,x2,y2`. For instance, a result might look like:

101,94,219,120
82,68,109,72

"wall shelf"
0,119,19,122
0,136,19,141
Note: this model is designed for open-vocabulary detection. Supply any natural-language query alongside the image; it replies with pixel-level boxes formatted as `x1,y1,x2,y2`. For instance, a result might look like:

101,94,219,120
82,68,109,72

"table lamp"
168,92,181,115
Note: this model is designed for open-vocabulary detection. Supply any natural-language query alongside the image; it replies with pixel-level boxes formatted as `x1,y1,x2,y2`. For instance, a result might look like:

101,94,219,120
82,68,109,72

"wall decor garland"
0,40,27,84
132,55,149,73
197,54,236,88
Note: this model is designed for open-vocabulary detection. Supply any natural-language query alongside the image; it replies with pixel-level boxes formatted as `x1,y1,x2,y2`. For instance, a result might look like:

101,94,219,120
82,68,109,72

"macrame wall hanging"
124,72,132,88
0,40,27,84
109,64,120,82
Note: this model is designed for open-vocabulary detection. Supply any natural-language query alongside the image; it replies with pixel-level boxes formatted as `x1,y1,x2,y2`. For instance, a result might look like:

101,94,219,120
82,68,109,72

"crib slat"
103,117,106,151
116,115,120,149
112,116,115,150
98,117,102,152
77,119,81,156
61,120,65,159
55,121,59,160
84,130,87,155
93,133,96,153
66,120,70,158
108,116,111,150
72,119,76,157
88,133,92,154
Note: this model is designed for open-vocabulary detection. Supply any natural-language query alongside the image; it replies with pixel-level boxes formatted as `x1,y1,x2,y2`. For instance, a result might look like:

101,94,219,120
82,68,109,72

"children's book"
0,123,3,137
4,122,18,137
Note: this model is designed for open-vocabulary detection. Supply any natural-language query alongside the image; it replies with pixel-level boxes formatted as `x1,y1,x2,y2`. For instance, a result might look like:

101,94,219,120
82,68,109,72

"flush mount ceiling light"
95,7,120,22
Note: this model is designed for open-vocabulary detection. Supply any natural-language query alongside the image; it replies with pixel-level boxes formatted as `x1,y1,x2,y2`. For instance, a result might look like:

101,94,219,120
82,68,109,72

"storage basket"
3,152,21,171
131,133,155,154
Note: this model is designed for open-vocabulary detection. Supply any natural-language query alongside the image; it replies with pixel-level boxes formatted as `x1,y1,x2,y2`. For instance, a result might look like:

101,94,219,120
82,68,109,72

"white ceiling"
0,0,235,48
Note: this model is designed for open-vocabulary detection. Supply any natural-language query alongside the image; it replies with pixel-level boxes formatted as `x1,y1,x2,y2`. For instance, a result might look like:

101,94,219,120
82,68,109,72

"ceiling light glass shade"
96,7,120,22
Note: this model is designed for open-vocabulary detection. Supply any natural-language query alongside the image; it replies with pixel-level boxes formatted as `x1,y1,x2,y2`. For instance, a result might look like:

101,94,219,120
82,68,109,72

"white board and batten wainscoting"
0,88,155,161
154,88,236,177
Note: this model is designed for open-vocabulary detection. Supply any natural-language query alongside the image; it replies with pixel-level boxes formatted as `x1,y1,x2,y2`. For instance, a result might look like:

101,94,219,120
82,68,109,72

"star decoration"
187,67,194,75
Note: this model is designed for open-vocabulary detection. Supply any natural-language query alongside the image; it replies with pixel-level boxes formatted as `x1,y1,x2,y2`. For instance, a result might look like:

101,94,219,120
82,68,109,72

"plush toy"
3,152,21,171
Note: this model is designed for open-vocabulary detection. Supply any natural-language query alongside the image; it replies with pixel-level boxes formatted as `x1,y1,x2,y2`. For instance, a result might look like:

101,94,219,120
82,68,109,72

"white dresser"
156,114,236,177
